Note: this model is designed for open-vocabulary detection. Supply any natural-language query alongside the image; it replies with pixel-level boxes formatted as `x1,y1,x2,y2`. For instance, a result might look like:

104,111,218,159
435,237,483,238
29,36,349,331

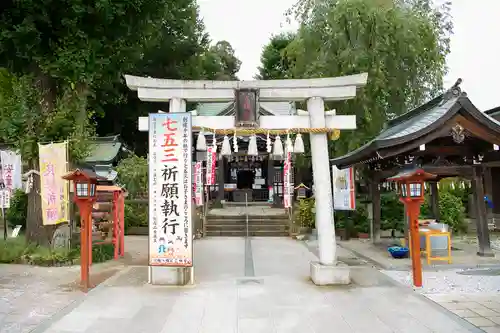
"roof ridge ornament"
442,78,463,102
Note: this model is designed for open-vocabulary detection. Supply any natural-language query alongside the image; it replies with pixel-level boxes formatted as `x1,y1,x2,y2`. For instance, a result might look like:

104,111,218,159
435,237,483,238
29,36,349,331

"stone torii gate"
125,73,368,286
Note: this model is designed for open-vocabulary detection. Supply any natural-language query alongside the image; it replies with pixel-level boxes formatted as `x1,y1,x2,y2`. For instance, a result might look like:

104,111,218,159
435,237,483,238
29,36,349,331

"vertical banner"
332,165,356,210
283,152,292,208
194,161,204,206
38,142,69,225
0,150,22,191
205,146,216,185
149,113,193,267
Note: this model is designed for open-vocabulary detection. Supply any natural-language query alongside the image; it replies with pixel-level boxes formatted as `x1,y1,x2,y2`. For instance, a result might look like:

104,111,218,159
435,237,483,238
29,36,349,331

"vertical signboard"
149,113,193,267
205,146,216,185
38,142,69,225
283,152,292,208
194,161,204,206
332,165,356,210
0,150,22,191
235,89,258,127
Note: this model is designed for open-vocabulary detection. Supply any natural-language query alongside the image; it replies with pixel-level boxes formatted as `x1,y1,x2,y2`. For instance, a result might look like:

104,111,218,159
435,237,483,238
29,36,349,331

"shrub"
295,198,315,228
124,201,148,233
380,192,404,231
437,191,467,233
116,154,148,198
0,237,35,263
0,237,114,266
6,189,28,229
420,187,467,233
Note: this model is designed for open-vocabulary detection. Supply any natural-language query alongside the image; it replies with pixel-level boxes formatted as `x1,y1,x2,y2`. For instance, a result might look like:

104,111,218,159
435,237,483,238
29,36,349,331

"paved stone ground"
426,294,500,333
0,261,122,333
0,264,81,333
340,238,500,271
38,237,479,333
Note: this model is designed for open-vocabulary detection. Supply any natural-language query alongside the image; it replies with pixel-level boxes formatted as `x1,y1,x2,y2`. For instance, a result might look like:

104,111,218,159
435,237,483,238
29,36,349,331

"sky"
198,0,500,111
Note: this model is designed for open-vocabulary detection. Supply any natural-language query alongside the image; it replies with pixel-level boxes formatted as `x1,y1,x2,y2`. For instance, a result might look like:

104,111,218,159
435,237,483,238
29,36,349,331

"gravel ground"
382,269,500,294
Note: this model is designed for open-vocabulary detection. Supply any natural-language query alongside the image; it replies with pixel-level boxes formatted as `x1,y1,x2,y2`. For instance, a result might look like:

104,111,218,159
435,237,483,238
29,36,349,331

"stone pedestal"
310,261,350,285
150,266,193,285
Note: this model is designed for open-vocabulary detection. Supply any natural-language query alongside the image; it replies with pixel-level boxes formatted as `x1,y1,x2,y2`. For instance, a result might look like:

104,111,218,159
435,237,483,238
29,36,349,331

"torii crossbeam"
125,73,368,286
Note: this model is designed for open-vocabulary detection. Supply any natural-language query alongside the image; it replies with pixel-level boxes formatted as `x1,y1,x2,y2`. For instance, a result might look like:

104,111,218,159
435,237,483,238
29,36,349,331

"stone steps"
205,230,289,237
205,214,289,237
206,218,288,225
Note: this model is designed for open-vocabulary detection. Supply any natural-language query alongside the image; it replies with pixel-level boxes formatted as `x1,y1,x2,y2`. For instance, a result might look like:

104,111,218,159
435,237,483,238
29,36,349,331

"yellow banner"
39,142,69,225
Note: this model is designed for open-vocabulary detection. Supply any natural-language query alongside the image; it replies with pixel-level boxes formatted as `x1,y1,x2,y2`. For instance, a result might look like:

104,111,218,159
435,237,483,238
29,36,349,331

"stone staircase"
205,204,290,237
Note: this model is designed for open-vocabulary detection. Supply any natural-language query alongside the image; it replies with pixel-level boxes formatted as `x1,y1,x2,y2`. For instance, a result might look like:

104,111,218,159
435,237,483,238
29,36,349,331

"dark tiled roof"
331,83,500,169
193,102,295,116
84,135,122,163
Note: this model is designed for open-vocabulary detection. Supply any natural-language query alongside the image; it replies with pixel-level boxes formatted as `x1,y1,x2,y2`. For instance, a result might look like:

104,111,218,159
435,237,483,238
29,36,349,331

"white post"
170,97,186,114
307,97,336,265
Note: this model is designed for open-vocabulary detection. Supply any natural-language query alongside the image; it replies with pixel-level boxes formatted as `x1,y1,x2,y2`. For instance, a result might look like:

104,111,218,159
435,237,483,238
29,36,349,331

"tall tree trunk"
25,69,56,245
25,160,45,244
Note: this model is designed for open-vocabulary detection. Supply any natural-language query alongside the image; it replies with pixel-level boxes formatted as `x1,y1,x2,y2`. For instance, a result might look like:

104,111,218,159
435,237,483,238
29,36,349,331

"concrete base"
150,266,193,285
310,261,350,285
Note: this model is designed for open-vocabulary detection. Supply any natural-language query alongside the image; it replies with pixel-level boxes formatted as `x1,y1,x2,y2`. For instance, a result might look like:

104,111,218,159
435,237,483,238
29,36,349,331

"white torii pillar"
126,73,368,286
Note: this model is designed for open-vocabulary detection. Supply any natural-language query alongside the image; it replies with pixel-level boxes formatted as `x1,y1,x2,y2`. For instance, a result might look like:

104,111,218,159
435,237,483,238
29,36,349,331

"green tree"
202,41,242,80
0,0,182,243
256,32,297,80
116,155,148,198
281,0,452,156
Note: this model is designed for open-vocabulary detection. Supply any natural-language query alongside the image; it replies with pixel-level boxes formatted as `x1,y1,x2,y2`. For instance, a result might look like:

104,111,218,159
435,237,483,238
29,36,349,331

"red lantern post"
62,169,98,292
387,169,436,287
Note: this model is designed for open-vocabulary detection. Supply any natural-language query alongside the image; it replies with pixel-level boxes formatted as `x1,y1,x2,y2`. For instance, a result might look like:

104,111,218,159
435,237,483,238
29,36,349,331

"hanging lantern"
247,134,258,156
285,133,294,153
293,133,305,153
273,135,284,156
266,131,272,153
196,130,207,151
221,135,232,156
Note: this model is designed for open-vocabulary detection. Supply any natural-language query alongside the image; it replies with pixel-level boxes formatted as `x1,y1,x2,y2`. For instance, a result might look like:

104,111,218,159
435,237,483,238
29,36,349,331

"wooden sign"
0,189,10,209
235,89,258,127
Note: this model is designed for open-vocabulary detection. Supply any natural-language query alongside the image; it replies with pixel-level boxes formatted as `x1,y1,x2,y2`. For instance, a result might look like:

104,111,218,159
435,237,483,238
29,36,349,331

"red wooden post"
119,192,125,257
388,169,436,289
79,204,90,292
88,209,93,266
62,169,99,293
408,204,422,287
113,191,119,260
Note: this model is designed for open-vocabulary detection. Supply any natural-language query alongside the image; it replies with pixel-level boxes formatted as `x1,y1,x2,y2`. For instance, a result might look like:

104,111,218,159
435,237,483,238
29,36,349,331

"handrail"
245,192,249,238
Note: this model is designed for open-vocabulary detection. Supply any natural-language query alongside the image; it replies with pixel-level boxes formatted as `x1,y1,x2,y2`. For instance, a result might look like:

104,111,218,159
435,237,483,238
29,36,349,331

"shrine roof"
485,105,500,120
331,80,500,169
83,135,123,164
192,101,295,116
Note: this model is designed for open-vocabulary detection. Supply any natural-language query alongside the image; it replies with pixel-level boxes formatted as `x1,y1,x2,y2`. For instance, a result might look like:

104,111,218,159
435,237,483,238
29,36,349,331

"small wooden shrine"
331,80,500,256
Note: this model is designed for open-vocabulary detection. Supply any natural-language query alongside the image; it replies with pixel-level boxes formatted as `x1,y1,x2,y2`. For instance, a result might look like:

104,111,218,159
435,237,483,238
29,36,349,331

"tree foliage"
256,32,296,80
0,0,241,242
116,155,148,198
202,41,242,80
261,0,452,156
